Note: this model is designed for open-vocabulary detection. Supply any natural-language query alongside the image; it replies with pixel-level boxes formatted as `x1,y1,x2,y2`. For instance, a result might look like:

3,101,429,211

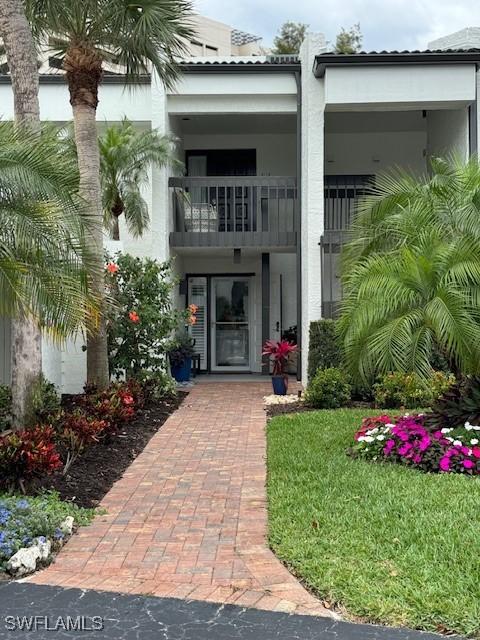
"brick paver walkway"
29,383,330,617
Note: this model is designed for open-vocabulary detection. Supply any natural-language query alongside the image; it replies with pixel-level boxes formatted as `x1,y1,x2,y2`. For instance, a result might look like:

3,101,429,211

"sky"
194,0,479,51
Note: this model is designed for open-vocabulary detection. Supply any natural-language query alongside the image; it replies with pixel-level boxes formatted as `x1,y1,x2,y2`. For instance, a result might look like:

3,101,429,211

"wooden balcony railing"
169,176,298,248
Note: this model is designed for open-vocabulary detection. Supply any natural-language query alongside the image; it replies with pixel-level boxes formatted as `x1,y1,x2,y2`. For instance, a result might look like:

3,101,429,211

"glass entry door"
211,277,250,371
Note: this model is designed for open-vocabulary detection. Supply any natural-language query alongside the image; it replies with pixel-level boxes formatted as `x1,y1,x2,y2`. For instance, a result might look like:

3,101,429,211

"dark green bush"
305,367,351,409
307,319,343,381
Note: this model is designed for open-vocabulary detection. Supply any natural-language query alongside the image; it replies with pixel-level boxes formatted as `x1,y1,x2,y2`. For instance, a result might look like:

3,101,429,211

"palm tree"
0,121,99,425
25,0,194,388
339,158,480,383
0,0,43,427
99,119,181,241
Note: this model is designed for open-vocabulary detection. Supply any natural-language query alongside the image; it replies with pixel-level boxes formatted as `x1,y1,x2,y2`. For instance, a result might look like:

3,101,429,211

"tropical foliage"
339,158,480,383
0,121,97,334
262,339,298,376
25,0,195,388
99,119,181,240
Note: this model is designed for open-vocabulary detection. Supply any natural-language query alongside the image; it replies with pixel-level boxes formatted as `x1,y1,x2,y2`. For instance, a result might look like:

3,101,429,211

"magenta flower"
463,459,475,469
439,457,451,472
384,440,396,455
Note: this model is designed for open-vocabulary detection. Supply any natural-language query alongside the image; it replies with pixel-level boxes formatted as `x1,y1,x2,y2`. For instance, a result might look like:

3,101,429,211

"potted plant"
168,332,196,383
262,339,298,395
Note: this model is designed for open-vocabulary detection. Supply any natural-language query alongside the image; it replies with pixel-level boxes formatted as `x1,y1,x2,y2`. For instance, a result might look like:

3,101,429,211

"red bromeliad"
262,339,298,376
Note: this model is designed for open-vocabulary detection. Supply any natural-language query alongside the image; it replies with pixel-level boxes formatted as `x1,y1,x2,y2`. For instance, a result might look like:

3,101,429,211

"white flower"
386,423,395,429
465,422,473,431
357,436,365,442
471,439,479,445
446,437,454,442
441,428,452,434
453,440,463,447
376,435,386,441
364,436,374,443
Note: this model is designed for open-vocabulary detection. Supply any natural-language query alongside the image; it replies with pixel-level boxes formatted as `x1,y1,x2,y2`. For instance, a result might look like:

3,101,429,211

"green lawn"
267,409,480,637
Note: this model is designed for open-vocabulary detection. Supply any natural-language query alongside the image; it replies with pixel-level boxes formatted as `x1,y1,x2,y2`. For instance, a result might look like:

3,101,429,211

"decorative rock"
6,546,41,577
59,516,74,536
35,537,52,561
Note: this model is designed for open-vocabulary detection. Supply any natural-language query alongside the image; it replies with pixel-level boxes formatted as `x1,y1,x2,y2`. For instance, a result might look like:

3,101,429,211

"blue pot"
272,375,287,395
171,357,192,382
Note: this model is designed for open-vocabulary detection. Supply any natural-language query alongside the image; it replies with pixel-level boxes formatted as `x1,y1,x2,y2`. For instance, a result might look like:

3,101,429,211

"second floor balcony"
169,176,298,249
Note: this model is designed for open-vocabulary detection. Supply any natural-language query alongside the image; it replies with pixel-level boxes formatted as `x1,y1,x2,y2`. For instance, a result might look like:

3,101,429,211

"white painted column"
299,34,327,383
150,72,172,263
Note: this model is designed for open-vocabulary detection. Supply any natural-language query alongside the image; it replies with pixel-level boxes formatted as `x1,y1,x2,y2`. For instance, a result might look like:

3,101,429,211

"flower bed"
351,413,480,475
0,492,94,578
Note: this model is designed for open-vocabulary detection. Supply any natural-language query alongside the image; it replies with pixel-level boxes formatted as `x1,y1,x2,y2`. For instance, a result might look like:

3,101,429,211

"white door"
211,277,251,371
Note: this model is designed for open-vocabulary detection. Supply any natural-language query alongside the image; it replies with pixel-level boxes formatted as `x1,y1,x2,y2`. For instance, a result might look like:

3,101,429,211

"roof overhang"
180,62,301,74
314,51,480,78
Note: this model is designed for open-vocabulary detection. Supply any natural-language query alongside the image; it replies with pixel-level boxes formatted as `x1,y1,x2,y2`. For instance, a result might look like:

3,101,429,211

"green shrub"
307,320,343,381
30,376,61,424
373,371,455,409
0,385,12,432
305,367,351,409
105,254,187,378
136,370,176,402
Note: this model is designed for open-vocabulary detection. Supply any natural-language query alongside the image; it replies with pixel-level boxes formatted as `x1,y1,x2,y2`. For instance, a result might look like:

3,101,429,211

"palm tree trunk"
71,101,109,388
0,0,42,428
112,214,120,241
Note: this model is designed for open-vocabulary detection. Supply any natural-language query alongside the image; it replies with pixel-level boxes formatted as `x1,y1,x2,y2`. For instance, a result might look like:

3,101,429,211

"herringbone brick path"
29,383,329,616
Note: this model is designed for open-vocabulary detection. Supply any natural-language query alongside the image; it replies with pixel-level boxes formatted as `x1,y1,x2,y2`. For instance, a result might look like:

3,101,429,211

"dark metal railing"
321,175,373,318
169,176,298,247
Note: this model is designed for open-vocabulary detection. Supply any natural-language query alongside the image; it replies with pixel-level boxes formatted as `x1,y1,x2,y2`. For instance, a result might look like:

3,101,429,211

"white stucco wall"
325,131,427,175
300,33,327,383
325,64,477,110
426,108,470,161
0,81,151,123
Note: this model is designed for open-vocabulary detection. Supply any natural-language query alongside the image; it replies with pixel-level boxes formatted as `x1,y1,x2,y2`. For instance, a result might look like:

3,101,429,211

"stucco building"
0,22,479,389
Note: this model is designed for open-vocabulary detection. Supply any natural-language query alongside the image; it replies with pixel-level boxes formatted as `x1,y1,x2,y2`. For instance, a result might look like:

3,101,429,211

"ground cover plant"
0,491,95,574
267,408,480,637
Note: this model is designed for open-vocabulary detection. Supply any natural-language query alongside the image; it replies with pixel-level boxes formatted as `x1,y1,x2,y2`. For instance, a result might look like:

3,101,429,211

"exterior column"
299,34,327,384
150,71,171,263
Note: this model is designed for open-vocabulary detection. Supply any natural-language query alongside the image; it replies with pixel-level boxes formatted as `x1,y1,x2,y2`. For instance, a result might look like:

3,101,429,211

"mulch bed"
32,392,187,509
266,400,373,419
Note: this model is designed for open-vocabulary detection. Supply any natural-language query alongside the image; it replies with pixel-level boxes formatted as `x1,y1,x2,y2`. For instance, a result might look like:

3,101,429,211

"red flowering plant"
0,426,62,491
262,339,298,376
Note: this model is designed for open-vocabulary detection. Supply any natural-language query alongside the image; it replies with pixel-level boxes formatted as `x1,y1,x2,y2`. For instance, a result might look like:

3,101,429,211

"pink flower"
106,262,119,274
472,447,480,459
439,457,451,472
463,459,475,469
398,442,412,456
128,311,140,324
384,439,395,455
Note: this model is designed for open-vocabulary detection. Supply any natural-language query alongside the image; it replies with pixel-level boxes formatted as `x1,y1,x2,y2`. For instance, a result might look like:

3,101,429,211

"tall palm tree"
99,119,181,241
0,121,99,425
339,158,480,383
0,0,43,426
25,0,194,388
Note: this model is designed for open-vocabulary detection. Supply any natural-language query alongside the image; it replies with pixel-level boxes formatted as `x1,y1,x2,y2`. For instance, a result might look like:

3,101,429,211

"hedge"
307,319,343,381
